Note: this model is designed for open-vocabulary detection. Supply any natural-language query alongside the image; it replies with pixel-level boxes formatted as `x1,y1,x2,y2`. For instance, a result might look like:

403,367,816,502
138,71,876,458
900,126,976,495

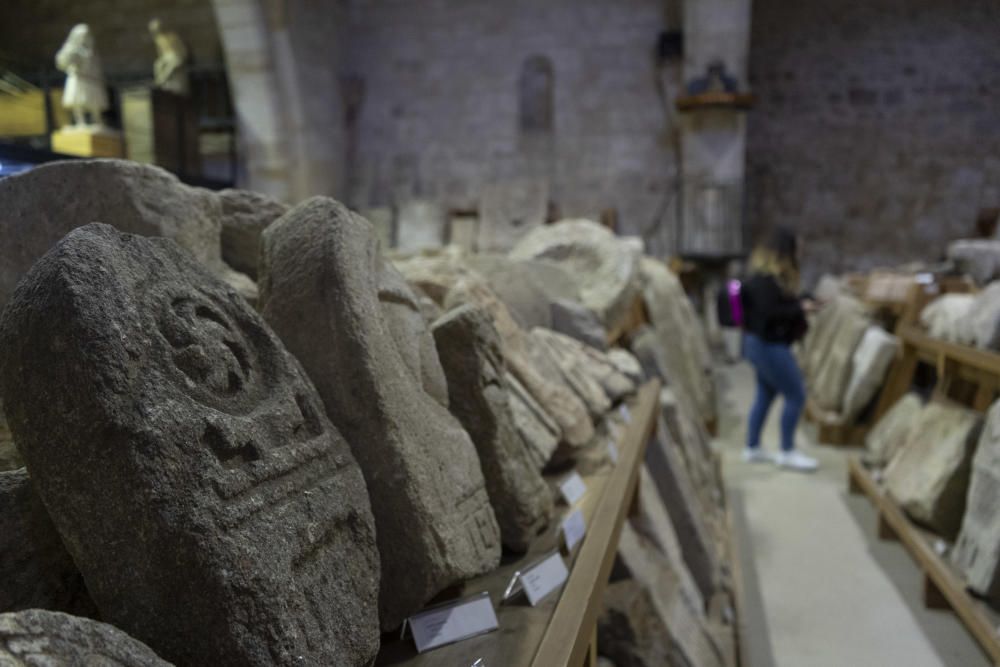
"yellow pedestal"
51,128,124,158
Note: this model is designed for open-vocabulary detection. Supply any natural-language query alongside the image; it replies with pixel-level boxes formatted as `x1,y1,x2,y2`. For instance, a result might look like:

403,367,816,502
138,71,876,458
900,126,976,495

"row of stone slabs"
0,203,642,665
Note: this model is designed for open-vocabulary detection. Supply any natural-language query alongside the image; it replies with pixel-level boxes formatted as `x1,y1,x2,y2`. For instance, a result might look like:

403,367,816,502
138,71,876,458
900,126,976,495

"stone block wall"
0,0,223,73
343,0,682,251
747,0,1000,285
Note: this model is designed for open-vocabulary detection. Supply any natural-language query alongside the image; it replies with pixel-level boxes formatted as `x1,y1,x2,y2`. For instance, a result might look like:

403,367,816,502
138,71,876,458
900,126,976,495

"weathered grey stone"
217,188,289,280
0,402,21,471
864,393,923,467
0,469,95,616
259,198,500,630
432,305,552,552
643,417,721,601
529,328,611,418
465,254,580,330
810,299,870,413
0,609,171,666
445,278,594,447
396,199,447,251
608,349,644,384
577,346,636,403
920,294,977,345
477,180,548,252
616,522,726,667
598,579,682,667
842,326,899,421
800,295,861,380
393,249,476,305
0,223,379,666
506,371,560,469
362,206,395,250
885,402,982,538
948,239,1000,285
510,219,642,328
533,327,632,404
0,159,257,308
952,400,1000,604
551,298,609,351
638,259,716,424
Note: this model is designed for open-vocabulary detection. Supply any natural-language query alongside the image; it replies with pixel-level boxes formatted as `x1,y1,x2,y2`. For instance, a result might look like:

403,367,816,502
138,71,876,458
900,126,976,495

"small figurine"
149,19,189,96
55,24,109,128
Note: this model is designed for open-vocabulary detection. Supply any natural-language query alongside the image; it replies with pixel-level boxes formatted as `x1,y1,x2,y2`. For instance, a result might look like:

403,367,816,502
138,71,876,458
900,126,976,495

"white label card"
408,592,499,653
619,404,632,423
559,472,587,506
607,439,620,464
561,509,586,552
521,552,570,606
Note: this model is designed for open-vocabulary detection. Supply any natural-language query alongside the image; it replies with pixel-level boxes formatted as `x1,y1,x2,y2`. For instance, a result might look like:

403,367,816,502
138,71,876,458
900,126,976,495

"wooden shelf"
375,380,661,666
847,458,1000,665
675,92,754,112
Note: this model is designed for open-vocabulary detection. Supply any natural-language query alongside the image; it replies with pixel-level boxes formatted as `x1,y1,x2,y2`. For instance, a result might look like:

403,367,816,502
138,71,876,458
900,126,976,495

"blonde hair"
750,246,800,294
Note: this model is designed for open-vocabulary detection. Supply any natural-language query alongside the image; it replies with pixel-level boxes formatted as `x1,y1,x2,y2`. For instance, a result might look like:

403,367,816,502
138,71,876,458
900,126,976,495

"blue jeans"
743,333,805,452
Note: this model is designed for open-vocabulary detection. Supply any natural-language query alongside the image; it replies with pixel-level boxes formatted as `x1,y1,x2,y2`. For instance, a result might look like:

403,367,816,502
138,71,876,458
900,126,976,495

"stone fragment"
529,328,611,418
920,294,977,345
510,219,642,327
864,393,923,467
637,259,716,424
445,278,594,446
577,346,636,403
948,239,1000,285
0,609,170,666
477,180,548,252
885,401,982,538
393,249,476,305
0,469,95,616
506,371,560,469
813,274,843,302
551,299,608,351
218,188,289,280
969,282,1000,351
0,223,380,666
810,299,869,413
0,159,256,308
396,199,447,251
842,326,899,421
598,579,682,667
608,349,644,384
465,254,580,329
259,198,500,630
952,400,1000,603
361,206,395,250
448,214,479,251
432,305,552,552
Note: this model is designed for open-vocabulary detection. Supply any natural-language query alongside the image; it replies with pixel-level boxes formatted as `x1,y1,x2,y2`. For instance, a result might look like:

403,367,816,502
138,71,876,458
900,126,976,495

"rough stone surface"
0,403,20,471
529,328,611,418
885,401,982,538
393,249,476,305
952,399,1000,604
477,180,548,252
510,220,642,327
608,349,644,384
638,259,716,424
949,240,1000,286
864,393,923,467
0,469,95,616
465,254,580,330
432,305,552,552
598,579,683,667
445,277,594,446
577,346,636,404
551,299,608,351
259,198,500,630
0,159,257,308
0,223,380,666
0,609,171,666
920,294,977,345
506,371,561,469
809,298,870,413
842,326,899,421
970,282,1000,351
217,188,289,280
396,199,447,251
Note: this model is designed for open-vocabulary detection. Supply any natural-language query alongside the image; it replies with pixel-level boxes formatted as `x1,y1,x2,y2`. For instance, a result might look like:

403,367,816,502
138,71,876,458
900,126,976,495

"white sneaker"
776,450,819,472
742,448,775,464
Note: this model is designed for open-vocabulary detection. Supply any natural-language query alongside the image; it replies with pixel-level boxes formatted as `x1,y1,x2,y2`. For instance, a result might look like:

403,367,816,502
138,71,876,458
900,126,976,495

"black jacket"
741,273,808,344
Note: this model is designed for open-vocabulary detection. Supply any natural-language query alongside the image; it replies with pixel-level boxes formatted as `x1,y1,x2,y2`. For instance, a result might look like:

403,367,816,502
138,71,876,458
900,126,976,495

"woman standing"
740,227,818,471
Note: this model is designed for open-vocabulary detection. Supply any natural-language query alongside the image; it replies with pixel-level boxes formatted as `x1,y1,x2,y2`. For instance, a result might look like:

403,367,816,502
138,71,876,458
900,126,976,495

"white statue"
55,23,109,128
149,19,189,96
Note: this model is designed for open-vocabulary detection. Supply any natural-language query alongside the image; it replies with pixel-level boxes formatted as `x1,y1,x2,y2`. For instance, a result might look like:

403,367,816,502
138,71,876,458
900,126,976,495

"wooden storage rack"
847,458,1000,664
375,380,660,666
874,324,1000,421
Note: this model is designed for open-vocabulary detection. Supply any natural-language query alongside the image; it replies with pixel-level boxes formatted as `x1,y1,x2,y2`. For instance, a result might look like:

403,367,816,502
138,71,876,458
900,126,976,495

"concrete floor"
716,362,992,667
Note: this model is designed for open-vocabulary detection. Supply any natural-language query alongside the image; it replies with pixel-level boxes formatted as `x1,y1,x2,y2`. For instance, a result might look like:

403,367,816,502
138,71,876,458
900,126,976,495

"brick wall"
747,0,1000,285
343,0,682,251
